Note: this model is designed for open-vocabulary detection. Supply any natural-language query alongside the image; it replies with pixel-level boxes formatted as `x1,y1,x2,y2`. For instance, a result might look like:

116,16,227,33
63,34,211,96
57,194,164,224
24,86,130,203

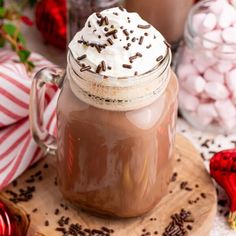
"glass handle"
29,67,65,156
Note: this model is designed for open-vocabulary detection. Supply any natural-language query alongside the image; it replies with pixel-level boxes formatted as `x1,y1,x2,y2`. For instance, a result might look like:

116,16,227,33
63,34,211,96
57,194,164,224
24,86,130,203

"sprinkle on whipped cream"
69,7,168,77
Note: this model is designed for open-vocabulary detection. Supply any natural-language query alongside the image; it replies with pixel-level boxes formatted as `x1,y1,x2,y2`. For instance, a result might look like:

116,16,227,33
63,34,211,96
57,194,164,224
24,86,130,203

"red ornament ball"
0,201,12,236
35,0,67,49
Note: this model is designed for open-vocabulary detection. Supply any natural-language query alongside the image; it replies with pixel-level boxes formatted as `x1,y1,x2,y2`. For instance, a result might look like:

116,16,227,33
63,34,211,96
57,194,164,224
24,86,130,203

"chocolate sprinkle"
80,66,91,72
156,55,163,61
105,29,118,37
138,24,151,29
101,61,106,72
95,44,102,53
107,38,114,45
139,36,144,45
136,52,143,57
104,16,109,25
44,220,49,226
96,64,102,74
77,54,87,60
96,12,102,18
54,208,60,215
123,29,129,36
32,208,38,213
123,64,132,69
119,6,124,11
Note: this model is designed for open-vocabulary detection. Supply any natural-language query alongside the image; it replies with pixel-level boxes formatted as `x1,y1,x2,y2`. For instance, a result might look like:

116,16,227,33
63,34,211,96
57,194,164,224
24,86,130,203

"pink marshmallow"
202,13,217,32
177,63,198,80
182,75,206,95
222,27,236,44
215,99,236,119
197,103,218,118
202,30,222,49
220,117,236,130
216,45,236,60
197,115,214,126
180,47,195,64
192,54,216,73
226,68,236,95
192,13,207,32
209,0,228,15
179,90,199,111
213,63,233,74
204,67,224,83
218,3,236,29
204,82,229,100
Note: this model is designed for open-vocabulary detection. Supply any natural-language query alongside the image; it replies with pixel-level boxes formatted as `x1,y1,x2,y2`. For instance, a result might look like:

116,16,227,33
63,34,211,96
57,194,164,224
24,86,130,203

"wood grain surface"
2,134,217,236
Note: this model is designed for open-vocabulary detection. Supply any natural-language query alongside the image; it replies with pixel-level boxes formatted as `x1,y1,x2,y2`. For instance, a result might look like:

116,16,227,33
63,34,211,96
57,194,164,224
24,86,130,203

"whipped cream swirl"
68,7,168,77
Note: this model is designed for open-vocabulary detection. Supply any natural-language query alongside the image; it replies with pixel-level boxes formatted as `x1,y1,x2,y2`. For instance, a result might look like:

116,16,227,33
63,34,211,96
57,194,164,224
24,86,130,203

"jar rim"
67,46,171,88
187,0,236,49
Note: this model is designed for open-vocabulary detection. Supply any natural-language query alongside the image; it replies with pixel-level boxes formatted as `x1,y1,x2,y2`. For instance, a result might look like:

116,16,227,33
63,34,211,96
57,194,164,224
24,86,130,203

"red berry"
20,16,33,26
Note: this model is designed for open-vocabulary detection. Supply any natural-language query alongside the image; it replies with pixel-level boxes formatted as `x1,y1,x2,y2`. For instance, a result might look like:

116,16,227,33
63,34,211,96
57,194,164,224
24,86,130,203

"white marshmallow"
181,47,195,64
197,115,214,126
193,55,216,73
202,30,222,49
220,117,236,130
226,68,236,95
204,67,224,83
202,13,217,32
214,63,233,74
183,75,206,95
192,13,207,32
197,103,218,118
215,45,236,60
177,63,198,80
179,90,199,111
222,27,236,44
209,0,227,15
218,3,236,29
204,82,229,99
215,99,236,119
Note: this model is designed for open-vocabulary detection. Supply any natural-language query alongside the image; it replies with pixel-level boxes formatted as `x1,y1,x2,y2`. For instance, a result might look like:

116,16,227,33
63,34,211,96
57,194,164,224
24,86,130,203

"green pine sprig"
0,0,36,72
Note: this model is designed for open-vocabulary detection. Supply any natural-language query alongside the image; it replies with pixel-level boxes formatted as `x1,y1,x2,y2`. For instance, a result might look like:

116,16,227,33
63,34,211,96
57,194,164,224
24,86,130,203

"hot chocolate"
57,72,178,217
55,7,179,217
125,0,195,45
30,4,179,216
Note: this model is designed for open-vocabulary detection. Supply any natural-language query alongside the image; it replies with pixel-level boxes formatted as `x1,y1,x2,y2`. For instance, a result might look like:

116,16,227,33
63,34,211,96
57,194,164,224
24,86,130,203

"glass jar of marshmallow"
177,0,236,134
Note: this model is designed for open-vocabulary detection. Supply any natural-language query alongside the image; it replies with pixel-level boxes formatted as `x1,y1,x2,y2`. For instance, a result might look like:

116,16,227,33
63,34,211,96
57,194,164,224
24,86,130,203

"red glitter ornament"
0,201,12,236
210,149,236,230
0,196,30,236
35,0,67,49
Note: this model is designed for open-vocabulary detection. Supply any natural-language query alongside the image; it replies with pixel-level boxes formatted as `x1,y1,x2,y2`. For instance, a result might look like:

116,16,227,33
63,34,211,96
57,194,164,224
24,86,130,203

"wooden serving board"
2,134,217,236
